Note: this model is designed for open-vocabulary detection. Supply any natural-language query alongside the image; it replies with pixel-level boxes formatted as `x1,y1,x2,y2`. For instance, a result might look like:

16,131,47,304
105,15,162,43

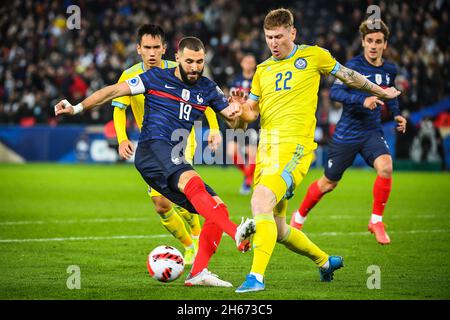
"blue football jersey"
131,68,228,144
229,74,252,94
330,54,400,143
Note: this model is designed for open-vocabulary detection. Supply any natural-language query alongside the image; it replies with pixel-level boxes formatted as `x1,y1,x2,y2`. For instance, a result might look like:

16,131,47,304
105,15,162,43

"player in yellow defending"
111,25,221,265
231,9,401,292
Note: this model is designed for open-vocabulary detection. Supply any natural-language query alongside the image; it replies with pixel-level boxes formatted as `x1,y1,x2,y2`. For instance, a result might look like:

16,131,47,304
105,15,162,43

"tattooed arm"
334,65,400,100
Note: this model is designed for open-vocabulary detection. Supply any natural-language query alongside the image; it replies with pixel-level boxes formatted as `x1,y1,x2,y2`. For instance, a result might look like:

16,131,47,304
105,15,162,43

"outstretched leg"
290,176,337,229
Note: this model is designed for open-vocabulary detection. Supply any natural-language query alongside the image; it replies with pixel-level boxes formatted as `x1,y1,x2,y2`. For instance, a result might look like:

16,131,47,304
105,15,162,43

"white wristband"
72,103,84,114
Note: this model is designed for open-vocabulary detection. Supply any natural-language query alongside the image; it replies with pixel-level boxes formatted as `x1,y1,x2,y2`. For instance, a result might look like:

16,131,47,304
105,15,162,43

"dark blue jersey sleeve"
138,69,156,91
386,68,400,117
208,83,229,113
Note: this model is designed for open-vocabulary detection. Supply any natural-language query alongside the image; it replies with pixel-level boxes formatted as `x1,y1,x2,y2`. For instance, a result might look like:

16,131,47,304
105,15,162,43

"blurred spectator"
0,0,448,127
410,117,442,163
434,112,450,128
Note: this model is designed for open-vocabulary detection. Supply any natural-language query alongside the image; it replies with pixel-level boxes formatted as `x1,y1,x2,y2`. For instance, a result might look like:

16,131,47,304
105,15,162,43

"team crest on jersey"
294,58,307,70
375,74,382,85
128,77,140,86
182,89,190,101
328,159,334,168
196,93,204,104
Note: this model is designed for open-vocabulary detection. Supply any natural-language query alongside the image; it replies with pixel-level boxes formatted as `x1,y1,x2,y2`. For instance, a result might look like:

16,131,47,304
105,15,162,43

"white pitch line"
0,234,171,243
305,229,450,237
0,217,149,226
0,229,448,244
0,215,440,226
326,214,437,220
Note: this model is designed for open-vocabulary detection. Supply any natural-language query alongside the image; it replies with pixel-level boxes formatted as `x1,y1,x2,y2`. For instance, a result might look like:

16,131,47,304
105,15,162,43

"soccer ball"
147,245,185,282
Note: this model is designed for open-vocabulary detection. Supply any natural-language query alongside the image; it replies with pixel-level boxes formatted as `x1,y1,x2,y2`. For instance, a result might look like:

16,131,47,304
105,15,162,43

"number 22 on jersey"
275,71,293,91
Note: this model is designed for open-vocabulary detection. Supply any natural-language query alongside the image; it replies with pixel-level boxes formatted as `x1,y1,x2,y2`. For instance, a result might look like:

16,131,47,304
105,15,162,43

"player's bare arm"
204,108,222,151
119,139,135,159
334,65,401,100
394,115,407,133
54,82,131,116
230,89,260,123
219,101,244,129
113,107,135,159
207,130,222,152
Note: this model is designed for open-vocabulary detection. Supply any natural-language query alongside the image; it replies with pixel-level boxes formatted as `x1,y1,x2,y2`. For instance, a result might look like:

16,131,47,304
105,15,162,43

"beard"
179,63,204,85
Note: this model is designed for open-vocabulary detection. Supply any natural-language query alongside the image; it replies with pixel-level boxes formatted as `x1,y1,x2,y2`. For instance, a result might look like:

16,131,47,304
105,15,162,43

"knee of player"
377,163,393,178
251,194,275,214
325,181,338,193
276,223,289,242
152,198,172,215
319,177,338,193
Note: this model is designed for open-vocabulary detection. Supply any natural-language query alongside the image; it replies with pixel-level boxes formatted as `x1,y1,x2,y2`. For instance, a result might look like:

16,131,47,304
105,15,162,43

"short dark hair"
137,24,165,44
178,36,205,52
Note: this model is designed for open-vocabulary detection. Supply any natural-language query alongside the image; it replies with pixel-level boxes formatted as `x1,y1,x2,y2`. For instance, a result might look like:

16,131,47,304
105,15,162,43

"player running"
231,9,401,293
290,19,407,245
55,36,256,287
111,24,221,265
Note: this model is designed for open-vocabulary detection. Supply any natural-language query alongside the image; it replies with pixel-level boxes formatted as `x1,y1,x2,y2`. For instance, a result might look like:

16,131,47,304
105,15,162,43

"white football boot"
185,268,233,287
235,218,256,252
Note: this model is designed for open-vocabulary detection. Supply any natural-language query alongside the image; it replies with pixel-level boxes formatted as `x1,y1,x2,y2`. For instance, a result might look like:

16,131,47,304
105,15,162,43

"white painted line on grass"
306,229,450,237
0,229,448,244
0,215,439,226
0,234,171,243
326,215,437,220
0,217,149,226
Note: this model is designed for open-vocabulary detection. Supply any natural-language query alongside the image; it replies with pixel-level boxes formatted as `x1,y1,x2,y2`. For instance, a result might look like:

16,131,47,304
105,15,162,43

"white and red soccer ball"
147,245,185,282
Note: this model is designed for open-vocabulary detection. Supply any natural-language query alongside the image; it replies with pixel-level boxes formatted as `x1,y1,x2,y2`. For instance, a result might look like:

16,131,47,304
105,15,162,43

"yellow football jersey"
249,44,340,149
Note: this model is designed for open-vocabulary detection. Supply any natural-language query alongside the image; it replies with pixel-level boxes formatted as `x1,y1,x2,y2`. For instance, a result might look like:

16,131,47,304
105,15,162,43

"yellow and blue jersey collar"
272,44,298,61
140,60,169,72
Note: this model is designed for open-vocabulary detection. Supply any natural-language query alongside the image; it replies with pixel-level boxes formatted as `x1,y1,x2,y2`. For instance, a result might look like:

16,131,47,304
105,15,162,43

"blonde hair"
359,19,390,41
264,8,294,30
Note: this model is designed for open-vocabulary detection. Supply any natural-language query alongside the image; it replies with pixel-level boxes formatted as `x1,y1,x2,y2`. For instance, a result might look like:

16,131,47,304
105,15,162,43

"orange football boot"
368,221,391,245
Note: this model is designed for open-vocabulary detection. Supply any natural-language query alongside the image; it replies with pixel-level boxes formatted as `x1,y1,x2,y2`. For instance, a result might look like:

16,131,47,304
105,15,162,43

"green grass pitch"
0,163,449,300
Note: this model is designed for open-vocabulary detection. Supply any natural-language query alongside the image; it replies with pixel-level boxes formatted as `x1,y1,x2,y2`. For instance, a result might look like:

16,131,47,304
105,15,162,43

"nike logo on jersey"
165,84,176,89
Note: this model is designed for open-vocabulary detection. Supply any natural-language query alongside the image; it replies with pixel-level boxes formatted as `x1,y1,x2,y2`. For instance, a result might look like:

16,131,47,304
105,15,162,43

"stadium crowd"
0,0,449,141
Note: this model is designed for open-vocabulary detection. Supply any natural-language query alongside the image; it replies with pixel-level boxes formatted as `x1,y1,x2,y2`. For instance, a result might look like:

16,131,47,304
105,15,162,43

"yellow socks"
159,207,193,248
279,226,328,267
175,205,201,238
250,214,278,277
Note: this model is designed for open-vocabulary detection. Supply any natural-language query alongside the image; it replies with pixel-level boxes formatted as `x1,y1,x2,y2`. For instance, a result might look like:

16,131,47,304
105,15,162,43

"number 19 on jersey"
179,102,192,120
